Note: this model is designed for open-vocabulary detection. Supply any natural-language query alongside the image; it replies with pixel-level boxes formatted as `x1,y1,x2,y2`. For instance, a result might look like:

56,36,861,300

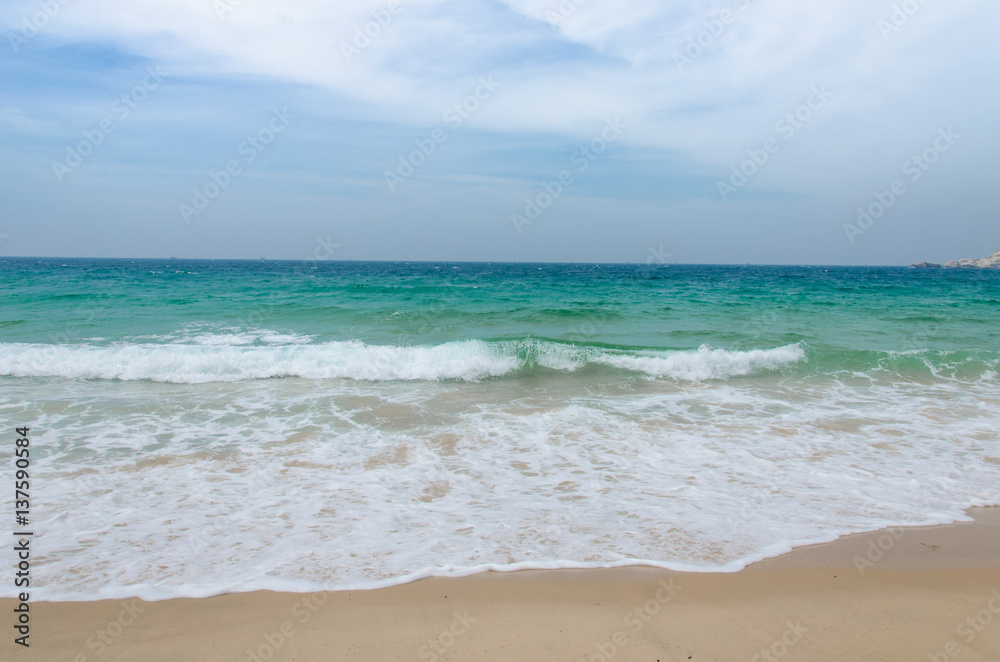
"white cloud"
3,0,998,185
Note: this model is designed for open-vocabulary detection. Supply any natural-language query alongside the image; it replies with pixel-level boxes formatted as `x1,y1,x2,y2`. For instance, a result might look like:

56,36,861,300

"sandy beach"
5,0,1000,655
6,507,999,661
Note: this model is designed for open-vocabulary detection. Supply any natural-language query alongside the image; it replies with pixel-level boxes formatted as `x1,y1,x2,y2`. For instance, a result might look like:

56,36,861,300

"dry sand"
6,508,1000,661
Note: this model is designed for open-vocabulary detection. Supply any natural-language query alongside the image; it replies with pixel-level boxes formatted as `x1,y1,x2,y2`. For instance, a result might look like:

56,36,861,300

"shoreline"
7,507,1000,661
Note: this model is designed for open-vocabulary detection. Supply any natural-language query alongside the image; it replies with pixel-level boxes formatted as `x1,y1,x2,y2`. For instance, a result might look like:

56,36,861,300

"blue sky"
1,0,997,264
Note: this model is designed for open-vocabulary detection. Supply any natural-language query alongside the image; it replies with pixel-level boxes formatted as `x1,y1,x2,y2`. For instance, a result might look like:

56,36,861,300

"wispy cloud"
1,0,997,262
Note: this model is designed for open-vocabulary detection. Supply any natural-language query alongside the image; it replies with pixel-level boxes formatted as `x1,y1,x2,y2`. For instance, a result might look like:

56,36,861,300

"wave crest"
0,338,806,383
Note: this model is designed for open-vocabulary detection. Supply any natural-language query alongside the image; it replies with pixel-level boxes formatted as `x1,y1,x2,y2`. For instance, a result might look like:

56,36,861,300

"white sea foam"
593,343,806,380
0,338,806,383
3,363,998,602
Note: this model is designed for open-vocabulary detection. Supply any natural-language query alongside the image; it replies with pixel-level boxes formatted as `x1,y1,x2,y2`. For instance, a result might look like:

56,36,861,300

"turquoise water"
4,259,999,371
1,258,998,600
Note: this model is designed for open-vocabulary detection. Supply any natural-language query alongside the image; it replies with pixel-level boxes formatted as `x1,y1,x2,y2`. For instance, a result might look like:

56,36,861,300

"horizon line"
0,255,935,268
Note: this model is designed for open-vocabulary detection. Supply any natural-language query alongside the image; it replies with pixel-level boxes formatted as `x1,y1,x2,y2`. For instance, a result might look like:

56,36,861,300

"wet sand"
6,508,1000,661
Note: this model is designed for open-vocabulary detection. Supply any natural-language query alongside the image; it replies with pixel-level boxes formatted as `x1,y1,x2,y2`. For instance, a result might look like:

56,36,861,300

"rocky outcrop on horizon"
911,249,1000,269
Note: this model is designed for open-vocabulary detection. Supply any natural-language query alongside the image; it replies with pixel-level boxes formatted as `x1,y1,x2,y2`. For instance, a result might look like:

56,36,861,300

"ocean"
2,258,998,601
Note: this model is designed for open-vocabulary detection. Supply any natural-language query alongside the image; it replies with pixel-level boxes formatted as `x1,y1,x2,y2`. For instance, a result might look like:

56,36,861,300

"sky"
0,0,997,264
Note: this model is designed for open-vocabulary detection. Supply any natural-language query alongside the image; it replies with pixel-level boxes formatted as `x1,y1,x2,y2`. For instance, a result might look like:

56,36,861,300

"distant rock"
942,248,1000,269
912,249,1000,269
